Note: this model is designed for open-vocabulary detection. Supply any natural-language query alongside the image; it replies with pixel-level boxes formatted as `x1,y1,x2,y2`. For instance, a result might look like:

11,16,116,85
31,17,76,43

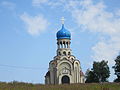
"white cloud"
20,13,49,36
92,34,120,64
115,9,120,16
92,38,120,65
65,0,120,65
69,1,119,34
32,0,68,8
1,1,15,10
32,0,48,6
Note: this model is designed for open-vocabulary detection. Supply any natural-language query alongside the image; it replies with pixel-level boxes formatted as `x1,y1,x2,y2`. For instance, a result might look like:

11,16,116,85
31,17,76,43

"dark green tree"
85,69,99,83
85,60,110,83
113,55,120,82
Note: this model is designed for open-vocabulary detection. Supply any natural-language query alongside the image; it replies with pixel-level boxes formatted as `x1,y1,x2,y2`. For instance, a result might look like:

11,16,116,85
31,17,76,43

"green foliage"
0,82,120,90
85,60,110,83
85,70,99,83
113,55,120,82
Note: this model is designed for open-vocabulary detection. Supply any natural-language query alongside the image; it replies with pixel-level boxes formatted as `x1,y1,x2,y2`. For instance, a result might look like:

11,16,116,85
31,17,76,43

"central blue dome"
56,24,71,39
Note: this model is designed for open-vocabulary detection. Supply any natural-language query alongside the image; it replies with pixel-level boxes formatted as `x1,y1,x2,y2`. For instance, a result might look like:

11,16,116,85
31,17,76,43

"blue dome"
56,24,71,39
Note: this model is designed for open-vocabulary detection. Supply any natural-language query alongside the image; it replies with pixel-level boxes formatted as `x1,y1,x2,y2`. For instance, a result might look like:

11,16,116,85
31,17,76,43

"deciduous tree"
113,55,120,82
85,60,110,83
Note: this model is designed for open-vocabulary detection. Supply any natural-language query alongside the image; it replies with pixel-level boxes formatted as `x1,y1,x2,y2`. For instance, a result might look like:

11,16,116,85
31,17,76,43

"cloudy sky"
0,0,120,83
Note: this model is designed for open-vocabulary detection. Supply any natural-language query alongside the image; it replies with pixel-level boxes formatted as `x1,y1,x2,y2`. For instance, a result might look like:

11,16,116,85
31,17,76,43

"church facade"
45,19,84,84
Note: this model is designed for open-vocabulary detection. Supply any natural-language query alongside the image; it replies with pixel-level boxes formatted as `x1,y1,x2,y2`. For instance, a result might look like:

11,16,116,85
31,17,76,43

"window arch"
63,51,66,56
59,52,61,56
68,52,71,55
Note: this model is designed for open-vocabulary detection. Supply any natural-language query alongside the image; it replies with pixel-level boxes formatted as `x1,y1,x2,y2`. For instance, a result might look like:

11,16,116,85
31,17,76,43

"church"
45,18,85,84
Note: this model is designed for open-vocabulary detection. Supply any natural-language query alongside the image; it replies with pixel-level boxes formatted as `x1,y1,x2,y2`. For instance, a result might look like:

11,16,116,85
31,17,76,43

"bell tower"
56,17,72,57
45,17,85,84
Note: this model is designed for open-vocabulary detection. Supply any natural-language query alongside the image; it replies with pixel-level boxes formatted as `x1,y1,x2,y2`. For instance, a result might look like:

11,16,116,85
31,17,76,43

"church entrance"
61,75,70,84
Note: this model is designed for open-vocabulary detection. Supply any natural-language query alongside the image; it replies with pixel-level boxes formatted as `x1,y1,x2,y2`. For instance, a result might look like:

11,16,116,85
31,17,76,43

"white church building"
45,18,85,84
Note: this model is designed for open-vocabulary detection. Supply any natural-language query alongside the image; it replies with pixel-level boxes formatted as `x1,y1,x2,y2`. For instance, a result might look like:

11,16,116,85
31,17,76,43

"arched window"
59,52,61,55
63,41,65,48
75,62,78,65
63,51,66,56
68,52,71,55
66,42,68,48
60,41,62,48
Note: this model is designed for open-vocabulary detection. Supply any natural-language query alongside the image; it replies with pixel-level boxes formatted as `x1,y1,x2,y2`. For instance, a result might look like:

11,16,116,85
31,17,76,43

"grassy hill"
0,81,120,90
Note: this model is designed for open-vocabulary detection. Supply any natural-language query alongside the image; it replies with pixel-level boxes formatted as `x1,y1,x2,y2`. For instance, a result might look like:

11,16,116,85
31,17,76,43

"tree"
85,69,99,83
85,60,110,83
113,55,120,82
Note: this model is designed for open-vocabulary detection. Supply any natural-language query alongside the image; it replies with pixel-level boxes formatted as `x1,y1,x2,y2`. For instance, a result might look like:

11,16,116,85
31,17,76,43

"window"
59,52,61,55
63,51,66,55
68,52,71,55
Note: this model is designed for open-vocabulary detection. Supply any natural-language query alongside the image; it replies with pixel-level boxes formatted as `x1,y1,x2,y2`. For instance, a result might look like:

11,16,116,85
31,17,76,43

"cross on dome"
61,17,65,25
56,17,71,39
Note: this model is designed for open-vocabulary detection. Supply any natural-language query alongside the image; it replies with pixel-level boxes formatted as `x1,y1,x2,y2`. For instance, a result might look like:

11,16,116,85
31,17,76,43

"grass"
0,81,120,90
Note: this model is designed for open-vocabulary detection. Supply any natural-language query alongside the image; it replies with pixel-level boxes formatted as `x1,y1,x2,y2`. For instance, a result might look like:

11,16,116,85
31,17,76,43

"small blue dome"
56,24,71,39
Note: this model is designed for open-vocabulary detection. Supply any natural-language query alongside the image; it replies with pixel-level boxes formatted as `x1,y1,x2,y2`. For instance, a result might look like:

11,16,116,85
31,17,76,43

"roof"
56,24,71,39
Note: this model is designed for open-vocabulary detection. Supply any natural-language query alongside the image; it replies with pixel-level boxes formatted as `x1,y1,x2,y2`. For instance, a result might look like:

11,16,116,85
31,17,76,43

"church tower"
45,18,84,84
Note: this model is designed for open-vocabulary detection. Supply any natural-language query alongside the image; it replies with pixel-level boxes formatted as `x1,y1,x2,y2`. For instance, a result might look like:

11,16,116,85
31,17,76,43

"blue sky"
0,0,120,83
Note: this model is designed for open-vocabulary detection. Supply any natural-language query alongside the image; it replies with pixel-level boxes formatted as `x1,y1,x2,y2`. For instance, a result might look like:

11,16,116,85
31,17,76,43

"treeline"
85,54,120,83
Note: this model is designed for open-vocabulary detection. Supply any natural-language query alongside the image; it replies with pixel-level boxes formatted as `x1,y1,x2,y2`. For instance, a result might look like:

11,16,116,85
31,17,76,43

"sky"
0,0,120,84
